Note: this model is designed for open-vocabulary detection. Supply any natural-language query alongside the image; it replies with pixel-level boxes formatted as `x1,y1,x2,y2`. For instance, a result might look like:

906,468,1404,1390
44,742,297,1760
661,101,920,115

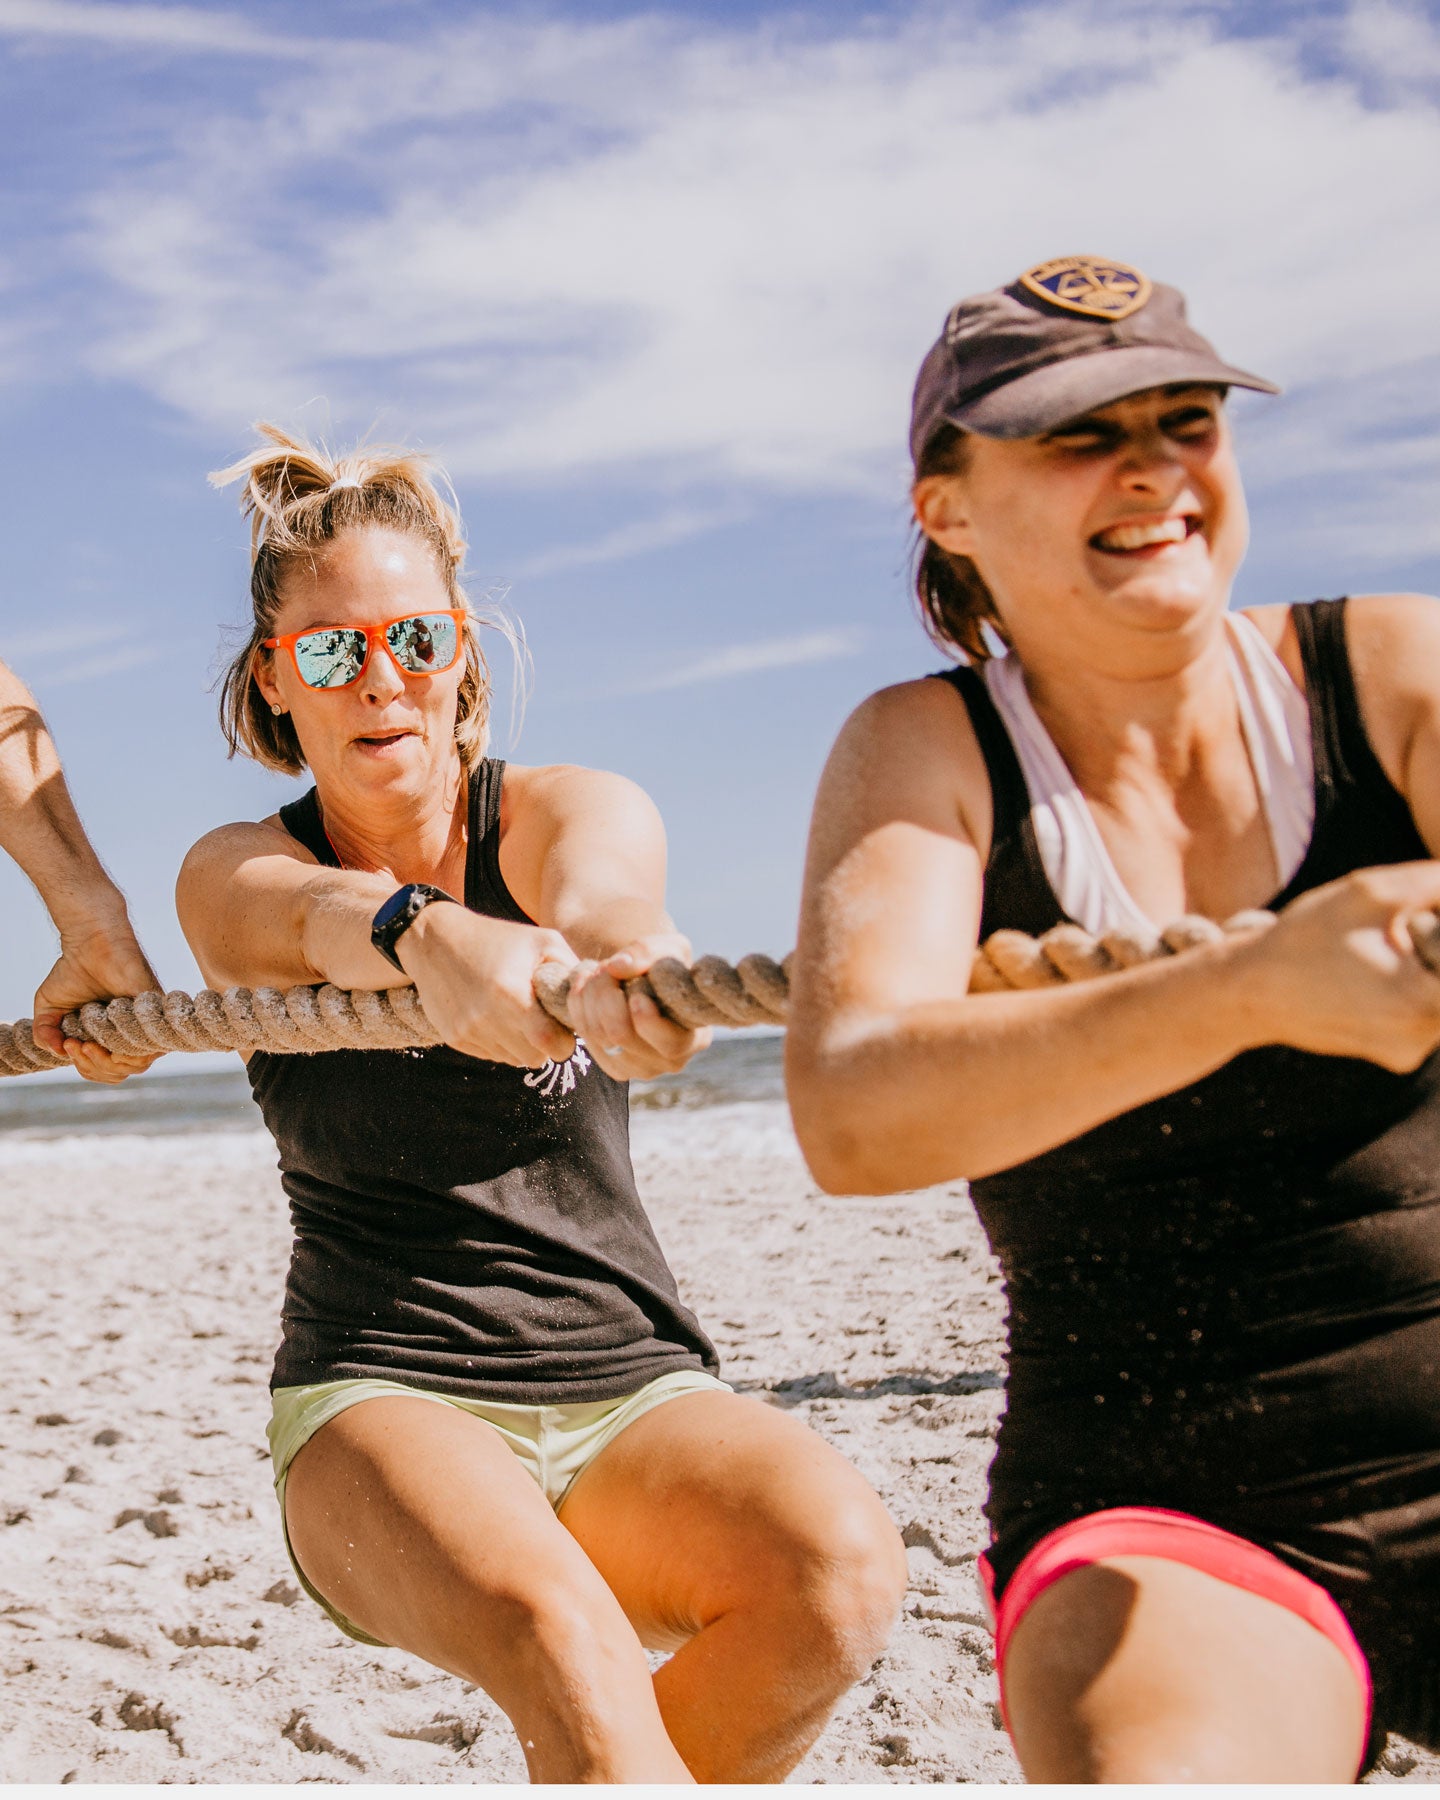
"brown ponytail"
911,425,1008,663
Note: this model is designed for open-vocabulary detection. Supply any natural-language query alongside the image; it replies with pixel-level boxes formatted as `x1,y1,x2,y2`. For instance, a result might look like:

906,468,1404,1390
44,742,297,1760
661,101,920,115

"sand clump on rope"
2,1103,1438,1783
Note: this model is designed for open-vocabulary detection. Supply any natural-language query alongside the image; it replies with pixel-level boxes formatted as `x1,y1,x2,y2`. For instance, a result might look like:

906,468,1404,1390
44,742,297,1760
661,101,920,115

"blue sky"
1,0,1438,1018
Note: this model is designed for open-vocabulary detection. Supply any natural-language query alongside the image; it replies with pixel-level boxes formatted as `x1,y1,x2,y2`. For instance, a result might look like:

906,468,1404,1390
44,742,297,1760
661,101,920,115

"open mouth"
354,730,413,750
1089,515,1202,554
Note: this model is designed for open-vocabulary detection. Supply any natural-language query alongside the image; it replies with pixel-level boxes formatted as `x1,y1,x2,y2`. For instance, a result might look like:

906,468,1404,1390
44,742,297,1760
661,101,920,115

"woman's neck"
1005,611,1284,922
315,759,469,892
1010,618,1243,804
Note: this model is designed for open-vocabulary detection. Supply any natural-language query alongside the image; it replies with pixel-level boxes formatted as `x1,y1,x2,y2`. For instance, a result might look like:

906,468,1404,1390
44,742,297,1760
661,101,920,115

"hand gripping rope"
4,909,1440,1078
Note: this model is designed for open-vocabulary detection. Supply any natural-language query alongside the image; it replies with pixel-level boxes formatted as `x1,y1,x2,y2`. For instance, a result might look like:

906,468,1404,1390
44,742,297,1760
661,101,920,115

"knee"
771,1497,908,1685
498,1578,629,1685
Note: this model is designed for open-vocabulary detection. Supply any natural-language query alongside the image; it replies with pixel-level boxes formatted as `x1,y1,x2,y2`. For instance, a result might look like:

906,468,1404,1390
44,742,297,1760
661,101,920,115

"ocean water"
0,1031,786,1143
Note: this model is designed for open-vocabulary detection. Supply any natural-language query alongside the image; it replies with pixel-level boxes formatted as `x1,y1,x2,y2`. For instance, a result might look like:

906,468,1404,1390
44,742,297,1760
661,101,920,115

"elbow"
795,1118,984,1195
785,1043,919,1196
792,1111,938,1196
786,1034,990,1194
795,1122,873,1196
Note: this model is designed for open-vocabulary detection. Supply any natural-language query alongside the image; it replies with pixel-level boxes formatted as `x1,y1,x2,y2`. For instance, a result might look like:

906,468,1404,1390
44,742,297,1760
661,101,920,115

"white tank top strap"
1225,610,1314,886
981,652,1154,938
981,611,1314,937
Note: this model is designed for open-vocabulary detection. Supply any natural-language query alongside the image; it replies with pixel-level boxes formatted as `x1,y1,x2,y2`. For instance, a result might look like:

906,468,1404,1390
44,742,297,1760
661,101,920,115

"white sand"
0,1106,1434,1783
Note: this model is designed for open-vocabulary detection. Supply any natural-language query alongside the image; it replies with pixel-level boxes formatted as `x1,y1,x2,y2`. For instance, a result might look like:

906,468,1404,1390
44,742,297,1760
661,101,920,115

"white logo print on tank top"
523,1039,593,1098
981,612,1314,936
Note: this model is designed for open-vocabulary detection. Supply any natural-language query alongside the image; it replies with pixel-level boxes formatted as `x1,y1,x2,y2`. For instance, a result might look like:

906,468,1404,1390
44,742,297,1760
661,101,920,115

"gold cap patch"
1017,255,1152,321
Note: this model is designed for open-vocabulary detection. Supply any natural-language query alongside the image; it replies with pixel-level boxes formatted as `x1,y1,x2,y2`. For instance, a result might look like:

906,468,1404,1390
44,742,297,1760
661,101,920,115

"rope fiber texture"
4,909,1440,1078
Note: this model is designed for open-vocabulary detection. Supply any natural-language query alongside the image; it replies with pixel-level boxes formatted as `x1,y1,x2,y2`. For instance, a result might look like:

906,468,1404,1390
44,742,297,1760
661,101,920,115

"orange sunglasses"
264,610,467,690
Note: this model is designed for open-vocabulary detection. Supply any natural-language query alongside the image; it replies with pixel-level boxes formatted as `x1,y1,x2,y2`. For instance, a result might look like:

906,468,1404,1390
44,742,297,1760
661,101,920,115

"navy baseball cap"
910,255,1280,464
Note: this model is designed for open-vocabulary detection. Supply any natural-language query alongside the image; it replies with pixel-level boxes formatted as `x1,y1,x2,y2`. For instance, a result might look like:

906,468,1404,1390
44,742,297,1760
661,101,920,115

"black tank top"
944,599,1440,1594
248,759,719,1402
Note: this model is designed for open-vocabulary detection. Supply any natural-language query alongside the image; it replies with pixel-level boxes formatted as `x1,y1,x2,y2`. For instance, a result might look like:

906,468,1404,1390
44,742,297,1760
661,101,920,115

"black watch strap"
370,882,459,972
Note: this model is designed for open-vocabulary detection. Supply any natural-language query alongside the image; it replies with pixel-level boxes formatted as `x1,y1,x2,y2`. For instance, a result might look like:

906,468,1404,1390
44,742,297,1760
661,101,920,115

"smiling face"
251,526,465,812
913,385,1248,674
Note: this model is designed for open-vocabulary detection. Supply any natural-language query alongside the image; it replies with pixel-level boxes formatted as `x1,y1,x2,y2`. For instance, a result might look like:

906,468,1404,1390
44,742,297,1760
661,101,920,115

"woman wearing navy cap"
787,254,1440,1780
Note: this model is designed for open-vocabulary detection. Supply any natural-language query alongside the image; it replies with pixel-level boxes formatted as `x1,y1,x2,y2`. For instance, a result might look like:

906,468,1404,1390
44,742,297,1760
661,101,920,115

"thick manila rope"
0,952,795,1077
4,909,1440,1078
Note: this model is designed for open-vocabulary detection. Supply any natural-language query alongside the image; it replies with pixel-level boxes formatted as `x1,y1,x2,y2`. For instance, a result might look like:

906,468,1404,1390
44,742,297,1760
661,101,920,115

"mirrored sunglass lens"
293,627,368,688
387,613,457,672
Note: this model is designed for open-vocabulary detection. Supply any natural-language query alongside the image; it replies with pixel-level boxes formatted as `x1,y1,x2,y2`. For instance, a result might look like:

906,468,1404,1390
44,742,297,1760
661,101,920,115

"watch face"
374,887,417,930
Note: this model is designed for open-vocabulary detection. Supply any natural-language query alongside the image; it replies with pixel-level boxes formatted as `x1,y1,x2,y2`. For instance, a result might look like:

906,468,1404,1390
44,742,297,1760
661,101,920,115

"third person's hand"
32,910,163,1085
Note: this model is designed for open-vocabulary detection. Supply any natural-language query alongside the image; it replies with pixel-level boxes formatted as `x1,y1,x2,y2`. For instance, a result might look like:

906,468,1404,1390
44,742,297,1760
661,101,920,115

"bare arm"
176,765,706,1076
176,813,578,1069
0,659,159,1081
786,678,1440,1194
501,764,710,1079
0,661,121,923
177,819,411,993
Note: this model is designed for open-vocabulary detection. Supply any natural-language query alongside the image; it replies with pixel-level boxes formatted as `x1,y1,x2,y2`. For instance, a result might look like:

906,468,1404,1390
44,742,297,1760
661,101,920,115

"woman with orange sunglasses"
176,424,904,1785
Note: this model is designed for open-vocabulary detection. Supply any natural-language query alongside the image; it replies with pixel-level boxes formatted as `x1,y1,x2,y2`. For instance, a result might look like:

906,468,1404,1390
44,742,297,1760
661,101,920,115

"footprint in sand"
184,1564,235,1590
282,1709,366,1770
113,1509,180,1539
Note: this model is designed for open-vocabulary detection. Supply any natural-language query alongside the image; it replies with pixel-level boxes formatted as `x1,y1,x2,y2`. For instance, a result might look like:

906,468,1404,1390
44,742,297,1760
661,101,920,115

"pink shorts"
978,1506,1372,1741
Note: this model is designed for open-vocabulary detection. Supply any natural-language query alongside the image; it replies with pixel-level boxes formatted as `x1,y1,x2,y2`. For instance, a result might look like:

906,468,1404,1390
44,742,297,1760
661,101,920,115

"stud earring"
271,704,284,717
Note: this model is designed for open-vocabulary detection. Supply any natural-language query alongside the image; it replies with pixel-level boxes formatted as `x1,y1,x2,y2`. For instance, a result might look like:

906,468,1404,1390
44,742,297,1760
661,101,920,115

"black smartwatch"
370,883,459,972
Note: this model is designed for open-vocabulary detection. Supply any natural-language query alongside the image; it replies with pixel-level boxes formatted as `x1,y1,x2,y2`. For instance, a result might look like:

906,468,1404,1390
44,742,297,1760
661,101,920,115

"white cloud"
17,2,1440,564
514,506,743,579
1337,0,1440,99
0,0,315,56
625,627,866,694
40,644,161,687
1,620,159,688
1235,359,1440,570
2,618,133,661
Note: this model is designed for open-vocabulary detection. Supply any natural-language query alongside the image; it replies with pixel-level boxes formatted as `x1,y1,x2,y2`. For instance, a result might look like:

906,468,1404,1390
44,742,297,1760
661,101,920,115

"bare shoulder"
819,674,991,849
177,817,318,933
1240,595,1440,698
1342,592,1440,670
179,815,318,886
1247,595,1440,793
496,763,668,924
175,816,324,985
498,764,666,908
504,760,651,811
797,677,992,1017
1344,594,1440,769
1246,592,1440,672
501,762,660,841
834,674,978,753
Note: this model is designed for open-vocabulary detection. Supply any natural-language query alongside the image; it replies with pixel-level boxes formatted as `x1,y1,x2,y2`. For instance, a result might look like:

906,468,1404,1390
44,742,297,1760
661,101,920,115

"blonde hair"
213,423,507,773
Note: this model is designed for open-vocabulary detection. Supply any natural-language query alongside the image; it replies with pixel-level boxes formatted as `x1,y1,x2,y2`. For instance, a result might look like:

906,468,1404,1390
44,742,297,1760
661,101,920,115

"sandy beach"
1,1087,1435,1784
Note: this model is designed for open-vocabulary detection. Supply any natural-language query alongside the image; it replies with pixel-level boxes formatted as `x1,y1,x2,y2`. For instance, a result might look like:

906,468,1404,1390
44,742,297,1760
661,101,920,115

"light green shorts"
268,1368,733,1645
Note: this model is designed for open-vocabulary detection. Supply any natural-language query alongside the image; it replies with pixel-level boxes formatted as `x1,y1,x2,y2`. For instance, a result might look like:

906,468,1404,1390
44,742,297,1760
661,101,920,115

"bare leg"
282,1396,693,1784
558,1391,908,1782
1003,1555,1370,1782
